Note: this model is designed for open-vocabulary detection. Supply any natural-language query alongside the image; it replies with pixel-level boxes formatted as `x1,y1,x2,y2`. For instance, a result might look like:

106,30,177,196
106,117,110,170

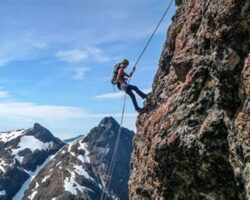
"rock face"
129,0,250,199
23,117,134,200
0,123,64,200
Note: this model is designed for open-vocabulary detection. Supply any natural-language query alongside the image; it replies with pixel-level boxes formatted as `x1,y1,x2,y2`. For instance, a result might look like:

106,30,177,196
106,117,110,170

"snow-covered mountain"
0,123,65,200
0,117,134,200
23,117,134,200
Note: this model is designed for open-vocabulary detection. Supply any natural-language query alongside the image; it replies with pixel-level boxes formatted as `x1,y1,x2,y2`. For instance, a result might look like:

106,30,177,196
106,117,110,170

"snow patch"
42,174,51,183
35,182,39,189
0,130,25,143
28,190,37,200
13,155,53,200
67,141,78,157
13,153,25,163
99,147,109,157
23,168,32,175
11,135,54,164
0,190,6,196
13,145,64,200
0,159,8,173
27,181,39,200
77,155,90,163
73,164,94,181
64,170,93,195
56,161,61,167
77,142,90,163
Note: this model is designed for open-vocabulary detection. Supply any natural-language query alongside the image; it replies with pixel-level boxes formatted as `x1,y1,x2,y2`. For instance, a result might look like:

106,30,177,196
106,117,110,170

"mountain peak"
99,116,117,124
99,116,119,128
23,117,134,200
0,124,65,199
30,123,63,144
33,123,45,131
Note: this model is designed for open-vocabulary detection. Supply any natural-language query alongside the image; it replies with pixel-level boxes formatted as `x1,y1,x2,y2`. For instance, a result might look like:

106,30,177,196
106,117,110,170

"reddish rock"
129,0,250,199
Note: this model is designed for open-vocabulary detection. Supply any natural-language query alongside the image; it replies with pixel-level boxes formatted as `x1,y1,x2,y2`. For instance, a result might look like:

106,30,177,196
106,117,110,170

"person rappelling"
111,59,146,113
101,2,174,199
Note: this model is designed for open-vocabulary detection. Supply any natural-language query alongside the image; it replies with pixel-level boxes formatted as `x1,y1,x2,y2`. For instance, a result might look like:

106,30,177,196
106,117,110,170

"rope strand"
131,0,174,75
104,93,127,200
100,93,127,200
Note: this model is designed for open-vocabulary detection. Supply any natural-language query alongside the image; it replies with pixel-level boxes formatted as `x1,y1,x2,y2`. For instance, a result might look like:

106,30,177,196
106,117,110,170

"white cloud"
0,99,138,122
0,86,137,137
85,47,110,62
0,31,48,67
55,47,110,63
95,88,151,100
0,101,86,120
0,88,9,99
95,91,125,100
71,67,90,80
55,49,88,63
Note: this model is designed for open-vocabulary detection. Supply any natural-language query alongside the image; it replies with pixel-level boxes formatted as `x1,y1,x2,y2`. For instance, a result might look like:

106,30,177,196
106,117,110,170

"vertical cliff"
129,0,250,199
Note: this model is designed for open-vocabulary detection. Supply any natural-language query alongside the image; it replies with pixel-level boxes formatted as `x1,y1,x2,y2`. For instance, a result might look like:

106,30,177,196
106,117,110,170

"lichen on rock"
129,0,250,199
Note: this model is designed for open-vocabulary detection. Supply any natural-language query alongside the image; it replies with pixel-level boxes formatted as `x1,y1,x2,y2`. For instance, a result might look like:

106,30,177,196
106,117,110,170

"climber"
112,59,146,112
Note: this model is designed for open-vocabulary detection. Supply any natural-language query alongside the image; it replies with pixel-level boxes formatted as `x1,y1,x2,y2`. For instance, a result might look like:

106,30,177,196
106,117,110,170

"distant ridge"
63,134,84,143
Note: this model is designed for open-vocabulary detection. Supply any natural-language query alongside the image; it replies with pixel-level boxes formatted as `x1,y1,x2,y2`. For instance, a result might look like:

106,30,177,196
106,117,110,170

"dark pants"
117,83,146,110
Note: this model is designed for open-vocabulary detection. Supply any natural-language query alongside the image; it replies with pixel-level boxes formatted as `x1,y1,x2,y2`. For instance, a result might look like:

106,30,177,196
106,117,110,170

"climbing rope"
130,0,174,77
101,92,127,200
100,0,174,199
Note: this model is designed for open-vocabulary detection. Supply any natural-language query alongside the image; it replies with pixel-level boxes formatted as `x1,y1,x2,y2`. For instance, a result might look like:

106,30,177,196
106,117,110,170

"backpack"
111,63,121,85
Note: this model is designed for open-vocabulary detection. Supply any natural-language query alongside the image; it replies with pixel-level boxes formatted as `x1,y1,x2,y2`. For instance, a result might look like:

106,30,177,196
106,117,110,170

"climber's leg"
127,84,146,99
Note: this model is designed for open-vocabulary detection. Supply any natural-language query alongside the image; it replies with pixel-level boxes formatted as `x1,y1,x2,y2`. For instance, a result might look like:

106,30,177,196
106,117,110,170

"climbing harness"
100,0,174,199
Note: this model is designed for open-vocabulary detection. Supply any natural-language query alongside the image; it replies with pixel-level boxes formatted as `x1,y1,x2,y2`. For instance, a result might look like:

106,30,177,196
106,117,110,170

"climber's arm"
124,72,130,77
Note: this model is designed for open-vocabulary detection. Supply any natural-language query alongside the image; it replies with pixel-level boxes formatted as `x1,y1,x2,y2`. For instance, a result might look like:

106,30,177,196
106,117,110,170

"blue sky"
0,0,176,139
